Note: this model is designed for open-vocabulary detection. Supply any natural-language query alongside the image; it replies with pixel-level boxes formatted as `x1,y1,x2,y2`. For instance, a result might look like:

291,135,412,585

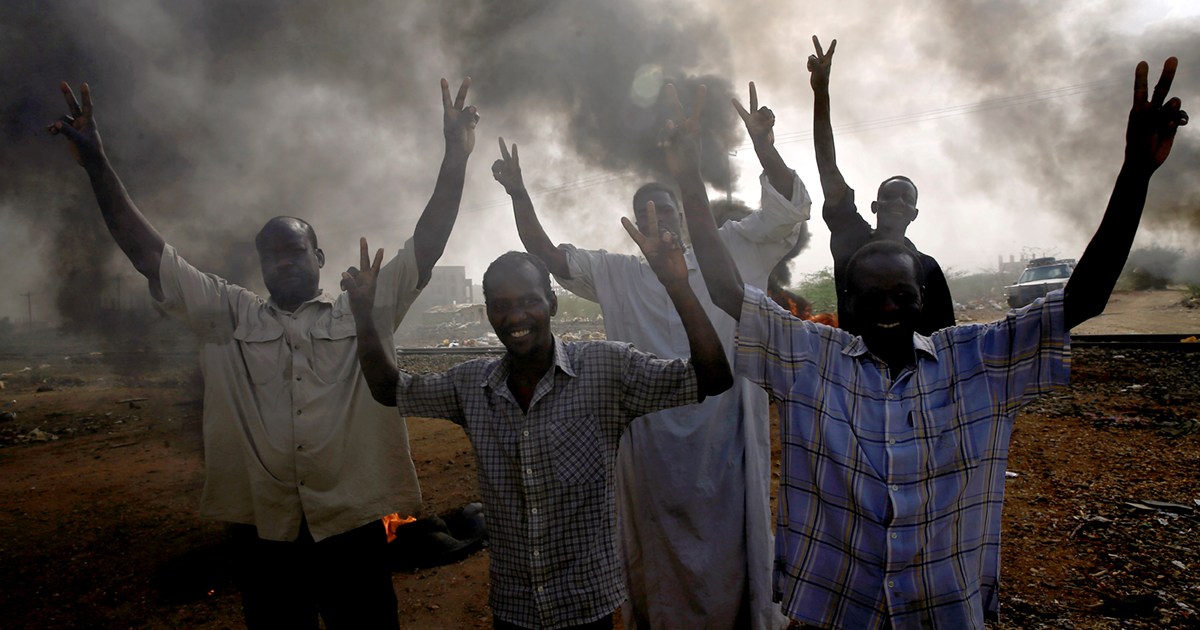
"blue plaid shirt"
736,286,1070,629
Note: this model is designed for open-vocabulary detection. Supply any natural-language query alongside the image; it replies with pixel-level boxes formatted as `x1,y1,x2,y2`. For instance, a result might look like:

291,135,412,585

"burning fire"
769,287,838,328
382,513,417,543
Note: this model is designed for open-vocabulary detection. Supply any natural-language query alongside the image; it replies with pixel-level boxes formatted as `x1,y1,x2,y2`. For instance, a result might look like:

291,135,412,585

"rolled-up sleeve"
374,237,423,331
617,344,699,420
556,244,604,302
395,366,467,425
735,285,827,401
979,288,1071,412
724,170,812,244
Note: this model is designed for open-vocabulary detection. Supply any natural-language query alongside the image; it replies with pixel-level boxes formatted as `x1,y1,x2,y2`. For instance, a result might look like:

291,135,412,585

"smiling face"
256,217,324,311
870,177,919,233
484,257,557,361
845,249,924,346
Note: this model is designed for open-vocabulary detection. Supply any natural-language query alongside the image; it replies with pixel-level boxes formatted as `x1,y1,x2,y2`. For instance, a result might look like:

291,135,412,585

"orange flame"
382,513,417,543
768,287,839,328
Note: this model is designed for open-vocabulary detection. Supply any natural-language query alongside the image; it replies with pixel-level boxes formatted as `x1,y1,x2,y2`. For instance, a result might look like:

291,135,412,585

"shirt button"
890,533,898,539
297,445,304,451
522,430,529,437
887,393,895,400
296,376,302,382
890,484,899,492
888,580,895,588
888,438,896,445
526,468,533,475
293,344,300,350
537,586,544,593
531,508,538,515
299,480,305,486
533,550,540,557
296,409,303,416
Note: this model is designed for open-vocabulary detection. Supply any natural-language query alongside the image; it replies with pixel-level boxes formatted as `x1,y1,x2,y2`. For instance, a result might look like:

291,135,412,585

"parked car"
1005,257,1076,308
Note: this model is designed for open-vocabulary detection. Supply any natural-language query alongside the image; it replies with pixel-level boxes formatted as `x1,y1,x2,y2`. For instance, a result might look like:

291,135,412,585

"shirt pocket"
921,403,981,476
310,314,359,384
232,319,286,385
551,417,605,488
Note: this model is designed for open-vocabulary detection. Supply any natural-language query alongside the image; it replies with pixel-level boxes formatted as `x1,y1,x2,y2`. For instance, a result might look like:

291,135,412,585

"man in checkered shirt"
661,56,1187,628
343,204,733,629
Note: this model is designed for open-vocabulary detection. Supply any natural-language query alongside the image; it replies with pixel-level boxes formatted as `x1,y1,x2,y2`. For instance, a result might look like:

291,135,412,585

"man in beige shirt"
49,77,480,629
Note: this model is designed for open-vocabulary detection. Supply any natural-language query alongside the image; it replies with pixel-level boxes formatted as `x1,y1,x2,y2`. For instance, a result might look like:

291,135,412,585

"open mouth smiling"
508,329,531,338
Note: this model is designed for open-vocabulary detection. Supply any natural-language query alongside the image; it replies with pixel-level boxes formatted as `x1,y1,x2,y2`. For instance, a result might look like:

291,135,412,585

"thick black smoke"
453,0,741,191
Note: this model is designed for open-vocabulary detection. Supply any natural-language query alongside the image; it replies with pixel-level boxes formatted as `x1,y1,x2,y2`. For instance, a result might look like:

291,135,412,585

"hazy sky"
1,0,1197,324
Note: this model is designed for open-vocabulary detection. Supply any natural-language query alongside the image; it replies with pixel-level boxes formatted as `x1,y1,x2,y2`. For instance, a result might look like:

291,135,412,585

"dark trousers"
232,519,399,630
494,613,613,630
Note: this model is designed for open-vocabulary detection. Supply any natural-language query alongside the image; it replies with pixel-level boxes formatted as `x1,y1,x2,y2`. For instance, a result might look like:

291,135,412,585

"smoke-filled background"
2,0,1198,329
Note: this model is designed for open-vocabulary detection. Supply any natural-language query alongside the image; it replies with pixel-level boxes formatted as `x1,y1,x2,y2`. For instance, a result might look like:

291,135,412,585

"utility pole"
23,291,33,328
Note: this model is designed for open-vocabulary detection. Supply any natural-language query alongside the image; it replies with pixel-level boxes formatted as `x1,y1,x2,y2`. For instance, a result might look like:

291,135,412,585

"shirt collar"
266,290,336,314
482,335,577,390
842,332,939,362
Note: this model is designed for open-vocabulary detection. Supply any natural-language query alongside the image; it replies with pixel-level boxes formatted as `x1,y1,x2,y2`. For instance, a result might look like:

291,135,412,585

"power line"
464,77,1124,214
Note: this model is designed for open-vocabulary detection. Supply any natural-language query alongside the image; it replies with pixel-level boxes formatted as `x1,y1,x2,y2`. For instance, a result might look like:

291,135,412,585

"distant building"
998,254,1030,279
400,266,474,332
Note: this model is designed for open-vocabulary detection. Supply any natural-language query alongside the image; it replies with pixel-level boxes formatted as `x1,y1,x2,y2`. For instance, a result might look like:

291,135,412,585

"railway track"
1071,333,1200,351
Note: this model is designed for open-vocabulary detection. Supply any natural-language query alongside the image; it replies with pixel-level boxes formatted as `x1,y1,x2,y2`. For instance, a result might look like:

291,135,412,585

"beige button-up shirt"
157,241,423,541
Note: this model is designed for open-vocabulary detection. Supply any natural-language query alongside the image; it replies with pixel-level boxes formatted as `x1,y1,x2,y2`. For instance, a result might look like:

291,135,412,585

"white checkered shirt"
736,286,1070,629
395,337,699,629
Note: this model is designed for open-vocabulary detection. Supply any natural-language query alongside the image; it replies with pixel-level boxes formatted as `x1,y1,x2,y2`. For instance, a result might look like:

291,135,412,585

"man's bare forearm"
752,138,795,201
812,86,849,207
1063,163,1153,329
510,189,569,278
412,151,470,288
676,170,744,319
83,157,166,296
353,310,400,407
662,278,732,398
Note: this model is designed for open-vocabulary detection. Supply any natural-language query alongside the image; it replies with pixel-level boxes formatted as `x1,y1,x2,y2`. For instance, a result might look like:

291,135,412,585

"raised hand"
491,137,526,195
732,81,775,146
807,36,837,91
1126,57,1187,171
47,82,105,166
623,201,689,287
660,83,706,178
442,77,479,158
343,238,385,320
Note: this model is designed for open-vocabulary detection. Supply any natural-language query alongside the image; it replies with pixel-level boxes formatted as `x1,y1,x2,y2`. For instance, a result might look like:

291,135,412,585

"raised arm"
491,137,569,277
623,202,732,398
807,36,850,210
729,81,796,199
732,81,794,200
1064,58,1188,329
662,84,745,320
49,83,166,298
344,238,400,406
412,78,478,289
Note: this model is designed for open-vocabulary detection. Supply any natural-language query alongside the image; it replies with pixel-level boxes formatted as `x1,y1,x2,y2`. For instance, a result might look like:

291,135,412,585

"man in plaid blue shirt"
344,204,733,629
659,55,1187,628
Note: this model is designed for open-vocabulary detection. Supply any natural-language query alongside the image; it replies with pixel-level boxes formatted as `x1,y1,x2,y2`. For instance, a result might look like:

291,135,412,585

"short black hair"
255,216,319,251
845,240,925,290
876,175,918,203
483,251,555,302
632,182,679,213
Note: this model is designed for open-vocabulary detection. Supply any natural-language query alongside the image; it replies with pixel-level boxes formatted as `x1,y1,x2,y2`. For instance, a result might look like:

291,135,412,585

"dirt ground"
1,289,1198,629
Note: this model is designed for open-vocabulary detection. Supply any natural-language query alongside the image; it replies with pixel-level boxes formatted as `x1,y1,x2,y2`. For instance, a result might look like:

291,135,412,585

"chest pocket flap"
310,314,359,383
232,318,286,384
